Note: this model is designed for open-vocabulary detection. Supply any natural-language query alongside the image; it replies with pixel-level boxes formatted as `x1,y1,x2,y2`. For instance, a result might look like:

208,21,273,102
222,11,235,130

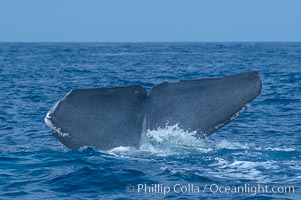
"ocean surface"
0,42,300,199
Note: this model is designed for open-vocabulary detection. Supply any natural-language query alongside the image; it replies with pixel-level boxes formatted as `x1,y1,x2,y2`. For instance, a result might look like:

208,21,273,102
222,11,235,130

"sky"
0,0,300,42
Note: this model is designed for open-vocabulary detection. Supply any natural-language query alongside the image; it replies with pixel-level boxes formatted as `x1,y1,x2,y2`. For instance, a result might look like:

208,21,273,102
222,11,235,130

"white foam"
208,159,278,181
106,121,296,158
229,160,278,170
214,139,251,150
262,147,295,151
138,124,209,156
107,123,261,157
142,124,199,146
108,146,137,154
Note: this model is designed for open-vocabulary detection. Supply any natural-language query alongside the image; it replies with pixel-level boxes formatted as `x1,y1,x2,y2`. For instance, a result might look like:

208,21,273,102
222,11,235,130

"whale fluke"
45,71,262,150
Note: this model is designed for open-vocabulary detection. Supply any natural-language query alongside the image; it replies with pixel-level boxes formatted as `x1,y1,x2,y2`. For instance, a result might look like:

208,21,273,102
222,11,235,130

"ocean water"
0,42,300,199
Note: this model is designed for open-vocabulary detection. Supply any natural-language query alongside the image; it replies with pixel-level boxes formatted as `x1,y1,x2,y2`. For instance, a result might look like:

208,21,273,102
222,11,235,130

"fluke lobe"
45,71,262,150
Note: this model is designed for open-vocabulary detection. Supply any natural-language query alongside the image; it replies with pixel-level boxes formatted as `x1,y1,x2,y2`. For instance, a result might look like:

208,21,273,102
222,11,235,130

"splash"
109,124,251,156
139,124,215,155
142,124,199,147
108,124,208,156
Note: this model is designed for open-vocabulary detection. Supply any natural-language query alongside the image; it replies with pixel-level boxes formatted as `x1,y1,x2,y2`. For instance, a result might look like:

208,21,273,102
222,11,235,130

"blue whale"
45,71,262,150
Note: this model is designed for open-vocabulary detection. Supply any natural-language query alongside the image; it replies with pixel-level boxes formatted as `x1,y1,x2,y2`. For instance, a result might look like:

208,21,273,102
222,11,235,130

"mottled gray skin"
45,71,262,150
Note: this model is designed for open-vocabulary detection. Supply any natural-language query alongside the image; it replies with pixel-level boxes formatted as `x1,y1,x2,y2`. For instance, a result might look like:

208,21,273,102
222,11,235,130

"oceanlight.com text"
126,183,295,196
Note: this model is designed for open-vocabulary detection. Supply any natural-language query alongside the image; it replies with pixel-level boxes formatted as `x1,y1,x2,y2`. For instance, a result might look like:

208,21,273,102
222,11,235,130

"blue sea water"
0,42,300,199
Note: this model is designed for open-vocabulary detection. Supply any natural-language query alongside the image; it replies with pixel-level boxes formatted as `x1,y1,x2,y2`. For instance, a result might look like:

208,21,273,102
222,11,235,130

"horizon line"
0,41,301,43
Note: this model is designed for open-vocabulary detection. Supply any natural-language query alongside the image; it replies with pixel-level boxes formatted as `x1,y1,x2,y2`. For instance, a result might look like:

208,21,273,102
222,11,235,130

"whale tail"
45,71,262,150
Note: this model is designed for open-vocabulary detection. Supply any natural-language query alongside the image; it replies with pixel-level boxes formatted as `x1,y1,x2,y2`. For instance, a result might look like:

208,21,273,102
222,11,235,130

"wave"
107,124,296,158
